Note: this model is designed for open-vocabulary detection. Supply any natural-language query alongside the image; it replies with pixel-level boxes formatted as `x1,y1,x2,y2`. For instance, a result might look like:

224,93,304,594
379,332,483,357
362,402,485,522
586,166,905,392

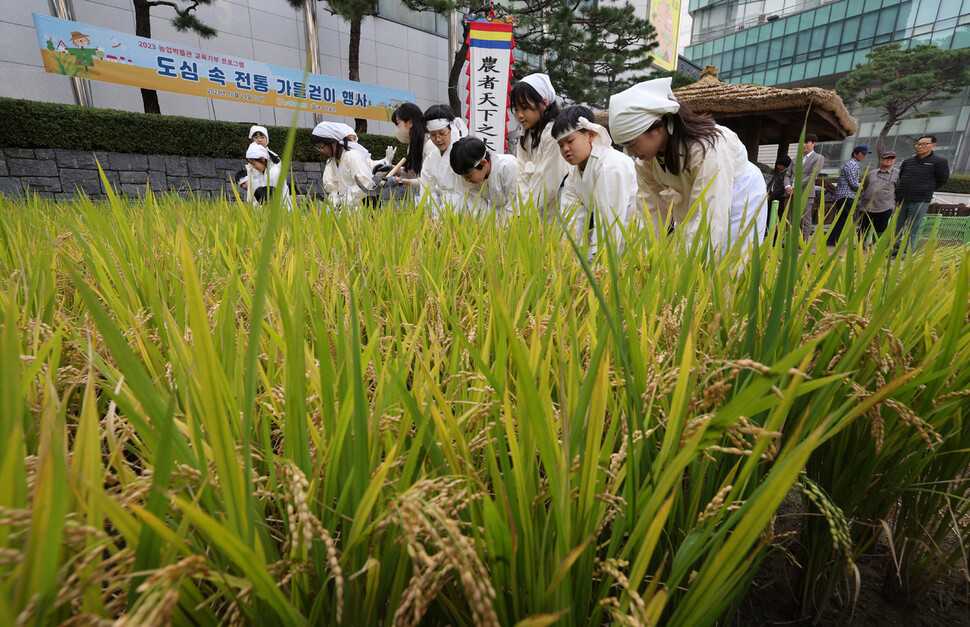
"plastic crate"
918,215,970,246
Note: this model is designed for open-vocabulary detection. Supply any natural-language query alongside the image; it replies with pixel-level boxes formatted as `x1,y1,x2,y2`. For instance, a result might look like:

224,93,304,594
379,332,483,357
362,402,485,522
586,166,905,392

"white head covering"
608,77,681,144
248,125,269,140
246,143,270,160
553,116,614,149
426,116,468,141
311,121,371,158
520,73,557,105
236,174,248,186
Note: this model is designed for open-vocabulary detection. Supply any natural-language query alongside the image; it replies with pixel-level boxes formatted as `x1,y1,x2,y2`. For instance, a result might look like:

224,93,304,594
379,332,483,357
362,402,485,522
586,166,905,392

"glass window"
815,5,831,26
826,23,843,48
953,24,970,48
810,25,826,49
931,27,955,48
713,38,724,54
771,20,785,37
874,33,892,45
800,11,814,30
836,52,854,73
876,6,897,35
937,1,960,20
777,64,791,83
830,2,847,21
913,0,938,25
963,0,970,14
842,15,861,40
790,62,805,82
764,68,778,84
844,0,863,17
819,55,836,75
863,0,882,13
744,45,758,69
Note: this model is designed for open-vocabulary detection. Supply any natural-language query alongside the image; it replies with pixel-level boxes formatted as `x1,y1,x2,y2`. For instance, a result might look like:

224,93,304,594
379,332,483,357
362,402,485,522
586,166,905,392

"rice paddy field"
1,180,969,625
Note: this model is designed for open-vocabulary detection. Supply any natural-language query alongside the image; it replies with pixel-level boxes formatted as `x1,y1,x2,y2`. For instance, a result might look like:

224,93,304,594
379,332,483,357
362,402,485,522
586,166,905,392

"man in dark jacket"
893,135,949,256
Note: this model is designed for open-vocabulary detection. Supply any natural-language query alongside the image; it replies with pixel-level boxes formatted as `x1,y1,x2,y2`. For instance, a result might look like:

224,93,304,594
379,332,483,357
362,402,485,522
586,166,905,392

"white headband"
426,118,451,132
246,143,270,160
553,116,613,149
608,77,681,145
520,73,556,105
248,124,269,140
237,175,248,186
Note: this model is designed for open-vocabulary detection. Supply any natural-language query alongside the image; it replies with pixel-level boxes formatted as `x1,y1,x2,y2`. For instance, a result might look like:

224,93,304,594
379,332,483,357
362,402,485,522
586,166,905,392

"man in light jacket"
785,133,825,239
858,151,899,242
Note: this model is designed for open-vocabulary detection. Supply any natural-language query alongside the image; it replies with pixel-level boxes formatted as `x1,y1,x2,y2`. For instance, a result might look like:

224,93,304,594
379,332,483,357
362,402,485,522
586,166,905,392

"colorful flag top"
31,12,414,122
464,13,515,154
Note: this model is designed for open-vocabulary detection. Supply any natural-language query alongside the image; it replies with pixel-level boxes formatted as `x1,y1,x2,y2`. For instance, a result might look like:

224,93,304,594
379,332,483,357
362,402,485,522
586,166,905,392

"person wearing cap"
511,74,569,220
245,143,292,209
826,145,870,246
893,135,950,256
418,104,467,214
554,105,638,258
857,151,899,242
609,77,768,259
311,121,376,208
450,136,519,220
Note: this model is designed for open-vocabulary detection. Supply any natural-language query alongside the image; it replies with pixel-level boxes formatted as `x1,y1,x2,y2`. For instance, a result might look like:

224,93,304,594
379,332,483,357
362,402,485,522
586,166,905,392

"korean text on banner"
464,15,515,153
32,12,414,122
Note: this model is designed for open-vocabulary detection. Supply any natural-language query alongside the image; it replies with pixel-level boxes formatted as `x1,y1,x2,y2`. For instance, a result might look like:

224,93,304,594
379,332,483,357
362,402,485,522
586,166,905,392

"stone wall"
0,148,324,200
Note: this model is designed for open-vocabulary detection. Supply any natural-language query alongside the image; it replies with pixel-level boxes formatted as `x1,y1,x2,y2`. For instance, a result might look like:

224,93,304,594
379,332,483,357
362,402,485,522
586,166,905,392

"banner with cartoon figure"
32,12,414,122
649,0,681,71
464,14,515,153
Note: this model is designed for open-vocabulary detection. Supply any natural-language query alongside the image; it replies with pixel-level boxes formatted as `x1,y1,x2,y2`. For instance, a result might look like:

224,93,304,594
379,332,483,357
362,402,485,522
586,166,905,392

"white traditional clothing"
418,119,467,214
634,124,767,256
559,142,638,257
245,143,292,210
331,148,375,207
516,125,568,219
457,153,519,220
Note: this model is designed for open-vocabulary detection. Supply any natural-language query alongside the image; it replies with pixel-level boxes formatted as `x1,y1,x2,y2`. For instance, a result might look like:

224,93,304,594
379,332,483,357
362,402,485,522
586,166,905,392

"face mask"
395,126,410,143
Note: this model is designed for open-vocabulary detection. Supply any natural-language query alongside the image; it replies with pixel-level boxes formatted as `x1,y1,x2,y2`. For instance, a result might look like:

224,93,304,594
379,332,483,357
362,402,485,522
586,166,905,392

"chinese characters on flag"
465,16,515,153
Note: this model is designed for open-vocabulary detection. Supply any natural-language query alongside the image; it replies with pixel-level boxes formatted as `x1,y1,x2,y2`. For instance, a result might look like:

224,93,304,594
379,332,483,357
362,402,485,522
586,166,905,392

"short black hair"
805,133,818,143
551,105,596,140
450,137,489,175
424,104,456,126
233,168,248,184
919,134,937,143
775,155,792,168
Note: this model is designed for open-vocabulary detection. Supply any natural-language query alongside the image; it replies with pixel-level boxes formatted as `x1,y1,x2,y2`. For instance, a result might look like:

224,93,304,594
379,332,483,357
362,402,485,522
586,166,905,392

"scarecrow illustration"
67,30,103,68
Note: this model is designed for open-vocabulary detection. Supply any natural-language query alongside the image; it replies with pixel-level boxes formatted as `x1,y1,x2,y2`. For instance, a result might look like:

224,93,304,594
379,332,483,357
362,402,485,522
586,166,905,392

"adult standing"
827,145,870,245
857,151,899,242
785,134,825,239
766,155,791,234
893,135,949,256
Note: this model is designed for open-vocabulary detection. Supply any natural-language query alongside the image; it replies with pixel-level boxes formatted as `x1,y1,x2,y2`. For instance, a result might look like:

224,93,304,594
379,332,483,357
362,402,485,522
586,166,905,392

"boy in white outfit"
450,137,519,220
554,105,638,258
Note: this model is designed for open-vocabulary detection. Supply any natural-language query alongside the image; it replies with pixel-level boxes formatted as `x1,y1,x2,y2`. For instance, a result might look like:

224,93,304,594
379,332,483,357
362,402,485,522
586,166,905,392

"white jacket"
517,125,569,218
456,153,519,220
330,149,375,208
559,144,638,256
419,144,464,214
635,124,766,253
246,161,292,210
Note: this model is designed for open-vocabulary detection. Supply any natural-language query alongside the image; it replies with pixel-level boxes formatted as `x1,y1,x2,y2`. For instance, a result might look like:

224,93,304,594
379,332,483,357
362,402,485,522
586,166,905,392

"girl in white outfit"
554,105,638,258
450,136,519,221
388,103,435,196
609,78,768,258
418,104,468,214
512,74,569,220
245,143,292,210
311,121,376,209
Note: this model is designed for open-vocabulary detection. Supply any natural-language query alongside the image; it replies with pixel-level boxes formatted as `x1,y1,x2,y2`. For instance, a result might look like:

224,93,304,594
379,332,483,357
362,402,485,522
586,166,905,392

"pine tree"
132,0,216,114
836,43,970,157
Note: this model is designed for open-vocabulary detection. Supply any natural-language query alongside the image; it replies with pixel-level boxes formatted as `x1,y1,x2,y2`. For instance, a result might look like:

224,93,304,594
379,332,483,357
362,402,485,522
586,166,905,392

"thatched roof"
673,65,857,138
595,66,858,161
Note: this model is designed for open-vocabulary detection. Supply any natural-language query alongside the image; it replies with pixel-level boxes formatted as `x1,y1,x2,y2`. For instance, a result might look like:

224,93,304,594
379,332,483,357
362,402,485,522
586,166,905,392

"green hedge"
940,173,970,194
0,97,403,163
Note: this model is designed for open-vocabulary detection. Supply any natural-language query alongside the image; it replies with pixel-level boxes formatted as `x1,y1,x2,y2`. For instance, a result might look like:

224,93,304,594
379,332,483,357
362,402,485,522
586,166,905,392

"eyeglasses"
914,141,934,147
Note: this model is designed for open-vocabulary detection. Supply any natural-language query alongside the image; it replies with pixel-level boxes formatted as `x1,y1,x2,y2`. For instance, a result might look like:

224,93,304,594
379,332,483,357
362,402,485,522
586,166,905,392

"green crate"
918,215,970,246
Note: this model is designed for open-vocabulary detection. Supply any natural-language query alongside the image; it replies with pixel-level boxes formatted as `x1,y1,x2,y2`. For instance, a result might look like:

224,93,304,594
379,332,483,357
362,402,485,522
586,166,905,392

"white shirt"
517,125,569,218
456,153,519,220
246,161,292,210
559,144,638,255
635,124,749,251
331,148,375,208
419,144,464,213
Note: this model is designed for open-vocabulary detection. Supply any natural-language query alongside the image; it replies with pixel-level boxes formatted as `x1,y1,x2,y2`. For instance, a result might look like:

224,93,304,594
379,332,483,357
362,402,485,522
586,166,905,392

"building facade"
1,0,458,137
684,0,970,174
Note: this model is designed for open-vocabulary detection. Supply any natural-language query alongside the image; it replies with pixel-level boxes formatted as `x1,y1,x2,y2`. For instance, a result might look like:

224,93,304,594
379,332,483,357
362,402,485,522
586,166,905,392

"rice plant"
0,163,967,626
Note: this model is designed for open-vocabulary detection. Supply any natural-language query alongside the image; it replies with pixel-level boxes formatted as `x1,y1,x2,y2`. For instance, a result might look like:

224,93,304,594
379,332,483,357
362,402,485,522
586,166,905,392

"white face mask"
394,126,410,144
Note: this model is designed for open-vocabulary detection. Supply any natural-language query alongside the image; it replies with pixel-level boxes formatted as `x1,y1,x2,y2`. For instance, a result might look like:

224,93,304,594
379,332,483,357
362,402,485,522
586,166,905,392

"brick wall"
0,148,324,200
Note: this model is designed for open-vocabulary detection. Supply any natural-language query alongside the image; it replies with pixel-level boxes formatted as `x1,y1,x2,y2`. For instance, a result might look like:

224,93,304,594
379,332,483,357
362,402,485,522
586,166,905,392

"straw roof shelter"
597,66,858,163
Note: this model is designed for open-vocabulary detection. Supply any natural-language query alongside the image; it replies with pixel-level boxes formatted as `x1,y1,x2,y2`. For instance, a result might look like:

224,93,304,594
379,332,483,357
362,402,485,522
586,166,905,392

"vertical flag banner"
464,14,515,153
31,12,414,122
649,0,681,71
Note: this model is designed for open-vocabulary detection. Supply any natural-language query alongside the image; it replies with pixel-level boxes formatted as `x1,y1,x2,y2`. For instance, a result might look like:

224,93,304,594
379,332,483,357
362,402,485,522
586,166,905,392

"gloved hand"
385,145,396,163
373,162,394,174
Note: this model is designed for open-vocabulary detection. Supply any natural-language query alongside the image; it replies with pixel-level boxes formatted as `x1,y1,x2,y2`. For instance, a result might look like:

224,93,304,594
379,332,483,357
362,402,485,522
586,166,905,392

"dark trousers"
857,211,891,241
826,197,854,245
